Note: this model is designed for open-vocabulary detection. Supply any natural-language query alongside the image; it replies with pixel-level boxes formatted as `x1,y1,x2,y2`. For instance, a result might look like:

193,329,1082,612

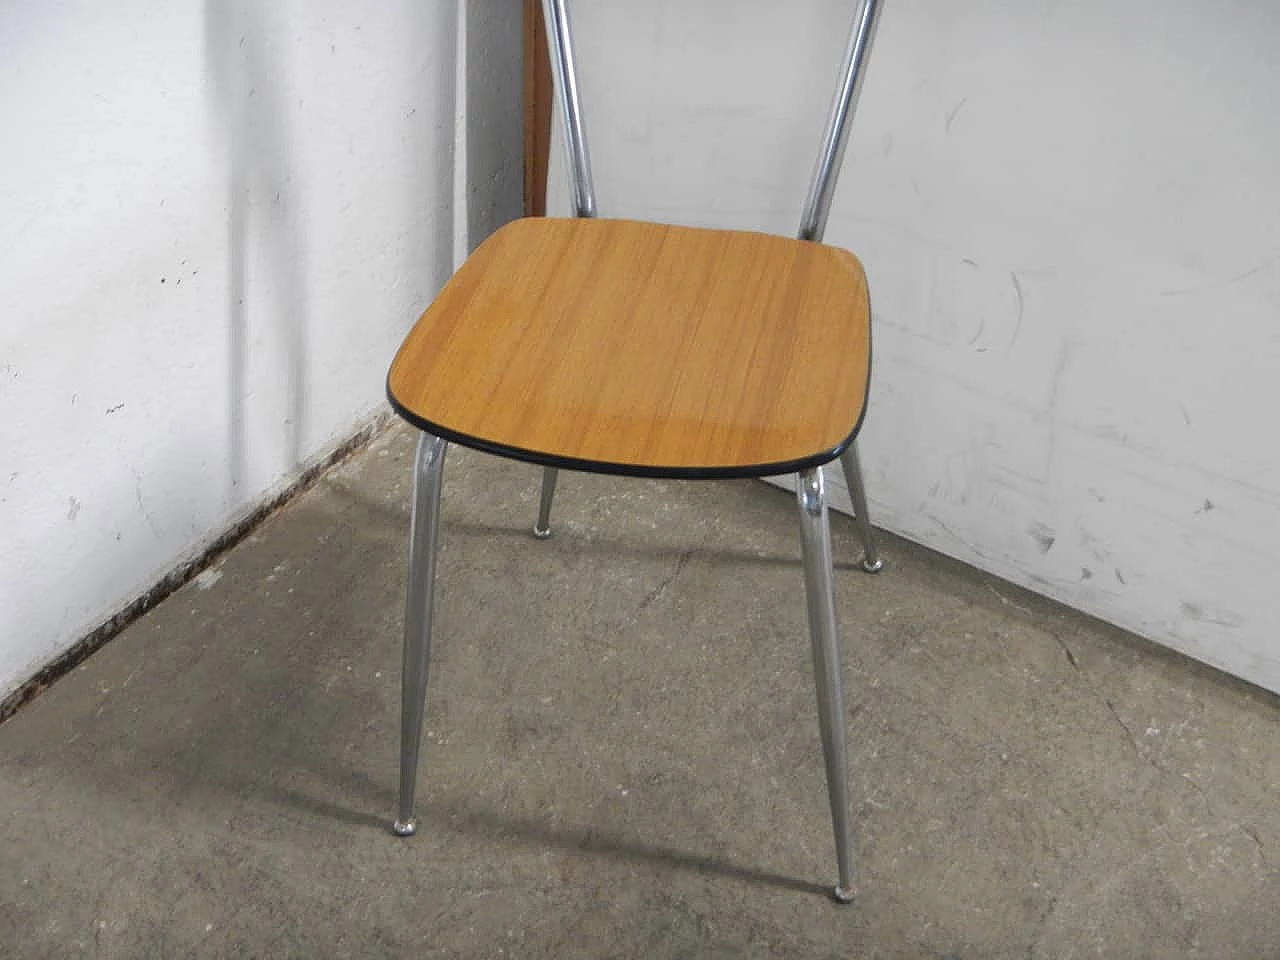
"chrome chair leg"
838,440,883,573
393,432,448,837
796,466,856,903
533,466,557,539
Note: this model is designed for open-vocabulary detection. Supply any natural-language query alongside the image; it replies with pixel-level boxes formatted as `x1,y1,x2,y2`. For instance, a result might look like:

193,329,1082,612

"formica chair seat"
384,0,886,903
388,217,871,477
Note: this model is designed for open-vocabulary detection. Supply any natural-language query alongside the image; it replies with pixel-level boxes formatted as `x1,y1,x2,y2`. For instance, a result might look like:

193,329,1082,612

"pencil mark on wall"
966,316,986,347
944,97,968,133
1160,255,1280,297
1114,569,1126,585
1195,498,1214,514
1009,271,1026,348
1228,255,1280,283
1047,344,1071,407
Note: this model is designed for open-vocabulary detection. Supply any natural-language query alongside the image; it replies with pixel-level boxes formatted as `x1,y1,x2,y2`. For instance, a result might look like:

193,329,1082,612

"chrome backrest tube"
797,0,883,244
542,0,597,219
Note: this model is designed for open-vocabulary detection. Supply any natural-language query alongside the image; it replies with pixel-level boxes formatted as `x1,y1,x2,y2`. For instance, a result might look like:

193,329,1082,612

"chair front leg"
796,466,856,903
393,431,448,837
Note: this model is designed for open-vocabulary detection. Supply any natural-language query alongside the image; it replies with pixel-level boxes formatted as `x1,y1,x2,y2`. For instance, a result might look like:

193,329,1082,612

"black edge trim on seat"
384,291,874,481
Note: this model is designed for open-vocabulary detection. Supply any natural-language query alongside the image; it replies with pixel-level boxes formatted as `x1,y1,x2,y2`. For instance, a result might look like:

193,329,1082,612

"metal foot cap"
860,557,884,574
532,524,552,540
833,883,857,904
391,818,417,837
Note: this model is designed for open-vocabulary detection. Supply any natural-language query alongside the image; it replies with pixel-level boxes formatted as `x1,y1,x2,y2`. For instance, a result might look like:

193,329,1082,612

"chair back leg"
533,466,558,539
838,441,883,573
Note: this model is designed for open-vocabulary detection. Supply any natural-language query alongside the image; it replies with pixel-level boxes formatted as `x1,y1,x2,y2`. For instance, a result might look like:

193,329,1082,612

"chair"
385,0,885,903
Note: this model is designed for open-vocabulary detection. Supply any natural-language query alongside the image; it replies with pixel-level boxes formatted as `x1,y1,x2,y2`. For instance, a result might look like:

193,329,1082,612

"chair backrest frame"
539,0,884,243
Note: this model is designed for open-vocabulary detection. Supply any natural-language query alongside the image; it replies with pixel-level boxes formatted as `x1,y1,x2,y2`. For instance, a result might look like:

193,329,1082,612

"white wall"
548,0,1280,693
461,0,524,254
0,1,465,701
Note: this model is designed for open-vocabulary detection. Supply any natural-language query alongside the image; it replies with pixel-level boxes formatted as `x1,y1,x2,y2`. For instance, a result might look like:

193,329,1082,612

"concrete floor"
2,423,1278,958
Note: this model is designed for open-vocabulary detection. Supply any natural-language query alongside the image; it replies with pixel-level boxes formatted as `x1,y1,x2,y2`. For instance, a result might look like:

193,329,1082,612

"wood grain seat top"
387,217,871,478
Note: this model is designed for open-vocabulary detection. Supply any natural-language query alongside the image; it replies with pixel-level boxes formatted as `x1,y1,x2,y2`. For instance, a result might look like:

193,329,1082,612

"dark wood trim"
523,0,552,217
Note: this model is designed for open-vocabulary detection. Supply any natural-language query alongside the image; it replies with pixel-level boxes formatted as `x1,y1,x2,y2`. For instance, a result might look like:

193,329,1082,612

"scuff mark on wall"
1027,521,1056,554
1180,602,1243,629
132,470,161,539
